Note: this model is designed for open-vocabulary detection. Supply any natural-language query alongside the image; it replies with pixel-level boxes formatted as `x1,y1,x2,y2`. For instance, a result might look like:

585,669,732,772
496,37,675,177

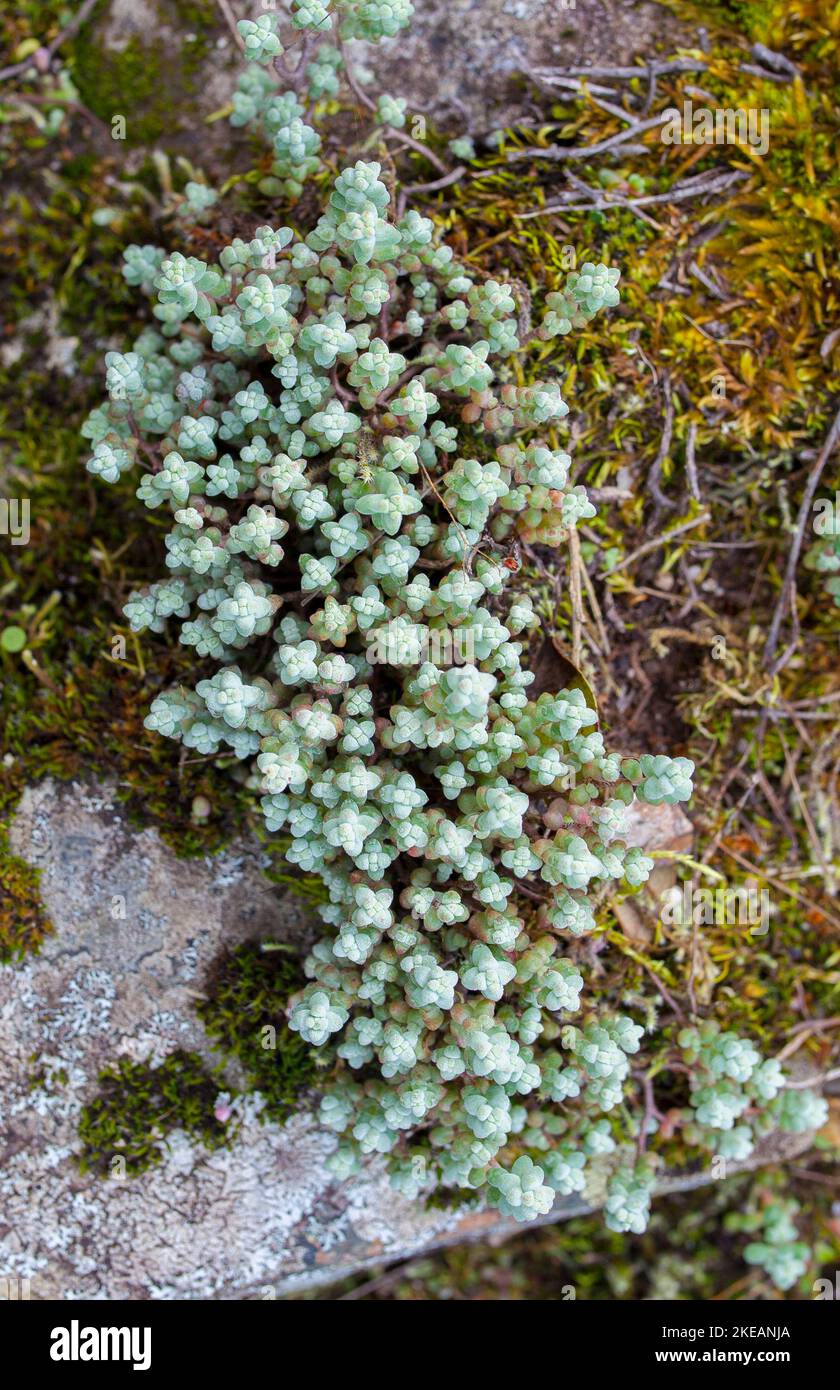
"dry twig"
762,406,840,676
215,0,245,49
647,371,676,514
599,512,711,577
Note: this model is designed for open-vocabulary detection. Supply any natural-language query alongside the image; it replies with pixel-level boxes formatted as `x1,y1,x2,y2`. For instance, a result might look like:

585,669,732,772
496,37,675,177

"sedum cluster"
230,3,418,201
678,1021,826,1164
84,4,822,1231
86,153,657,1221
726,1195,810,1292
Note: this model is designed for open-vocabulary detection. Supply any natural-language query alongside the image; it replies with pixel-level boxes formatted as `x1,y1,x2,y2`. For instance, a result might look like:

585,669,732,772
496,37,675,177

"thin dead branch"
600,511,711,577
762,406,840,676
647,371,676,514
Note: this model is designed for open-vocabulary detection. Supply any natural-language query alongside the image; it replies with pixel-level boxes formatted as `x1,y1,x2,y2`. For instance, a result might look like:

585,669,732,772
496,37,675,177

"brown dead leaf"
611,897,651,945
528,636,600,718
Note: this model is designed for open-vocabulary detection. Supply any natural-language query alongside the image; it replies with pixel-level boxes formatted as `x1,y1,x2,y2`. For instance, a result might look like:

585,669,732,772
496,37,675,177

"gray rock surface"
0,779,810,1299
92,0,683,167
0,779,491,1300
354,0,683,129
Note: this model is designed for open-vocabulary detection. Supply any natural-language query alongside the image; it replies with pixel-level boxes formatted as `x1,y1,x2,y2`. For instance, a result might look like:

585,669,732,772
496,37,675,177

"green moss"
77,1050,231,1177
76,945,320,1177
0,156,256,927
1,182,133,333
0,829,52,964
422,1187,480,1215
70,0,222,146
73,34,173,146
196,943,322,1125
172,0,220,73
416,0,840,1151
28,1057,68,1090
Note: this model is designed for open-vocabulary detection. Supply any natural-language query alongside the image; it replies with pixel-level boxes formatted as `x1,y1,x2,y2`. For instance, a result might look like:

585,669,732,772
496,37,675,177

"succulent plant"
85,0,824,1237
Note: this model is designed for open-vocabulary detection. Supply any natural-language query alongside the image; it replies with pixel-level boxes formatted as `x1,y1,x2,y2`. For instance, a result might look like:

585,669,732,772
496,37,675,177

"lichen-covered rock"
0,779,811,1298
0,780,493,1299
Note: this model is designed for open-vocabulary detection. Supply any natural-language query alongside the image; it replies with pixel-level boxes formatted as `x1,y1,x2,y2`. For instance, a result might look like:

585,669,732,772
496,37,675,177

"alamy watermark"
813,493,840,533
660,882,770,936
0,1275,31,1300
661,100,770,156
50,1321,151,1371
813,1271,840,1299
0,497,30,546
365,625,479,667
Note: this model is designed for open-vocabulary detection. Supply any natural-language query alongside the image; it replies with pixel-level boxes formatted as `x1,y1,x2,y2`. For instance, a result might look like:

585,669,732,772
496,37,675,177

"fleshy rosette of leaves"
604,1161,655,1234
226,3,416,199
675,1020,826,1163
726,1193,810,1292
